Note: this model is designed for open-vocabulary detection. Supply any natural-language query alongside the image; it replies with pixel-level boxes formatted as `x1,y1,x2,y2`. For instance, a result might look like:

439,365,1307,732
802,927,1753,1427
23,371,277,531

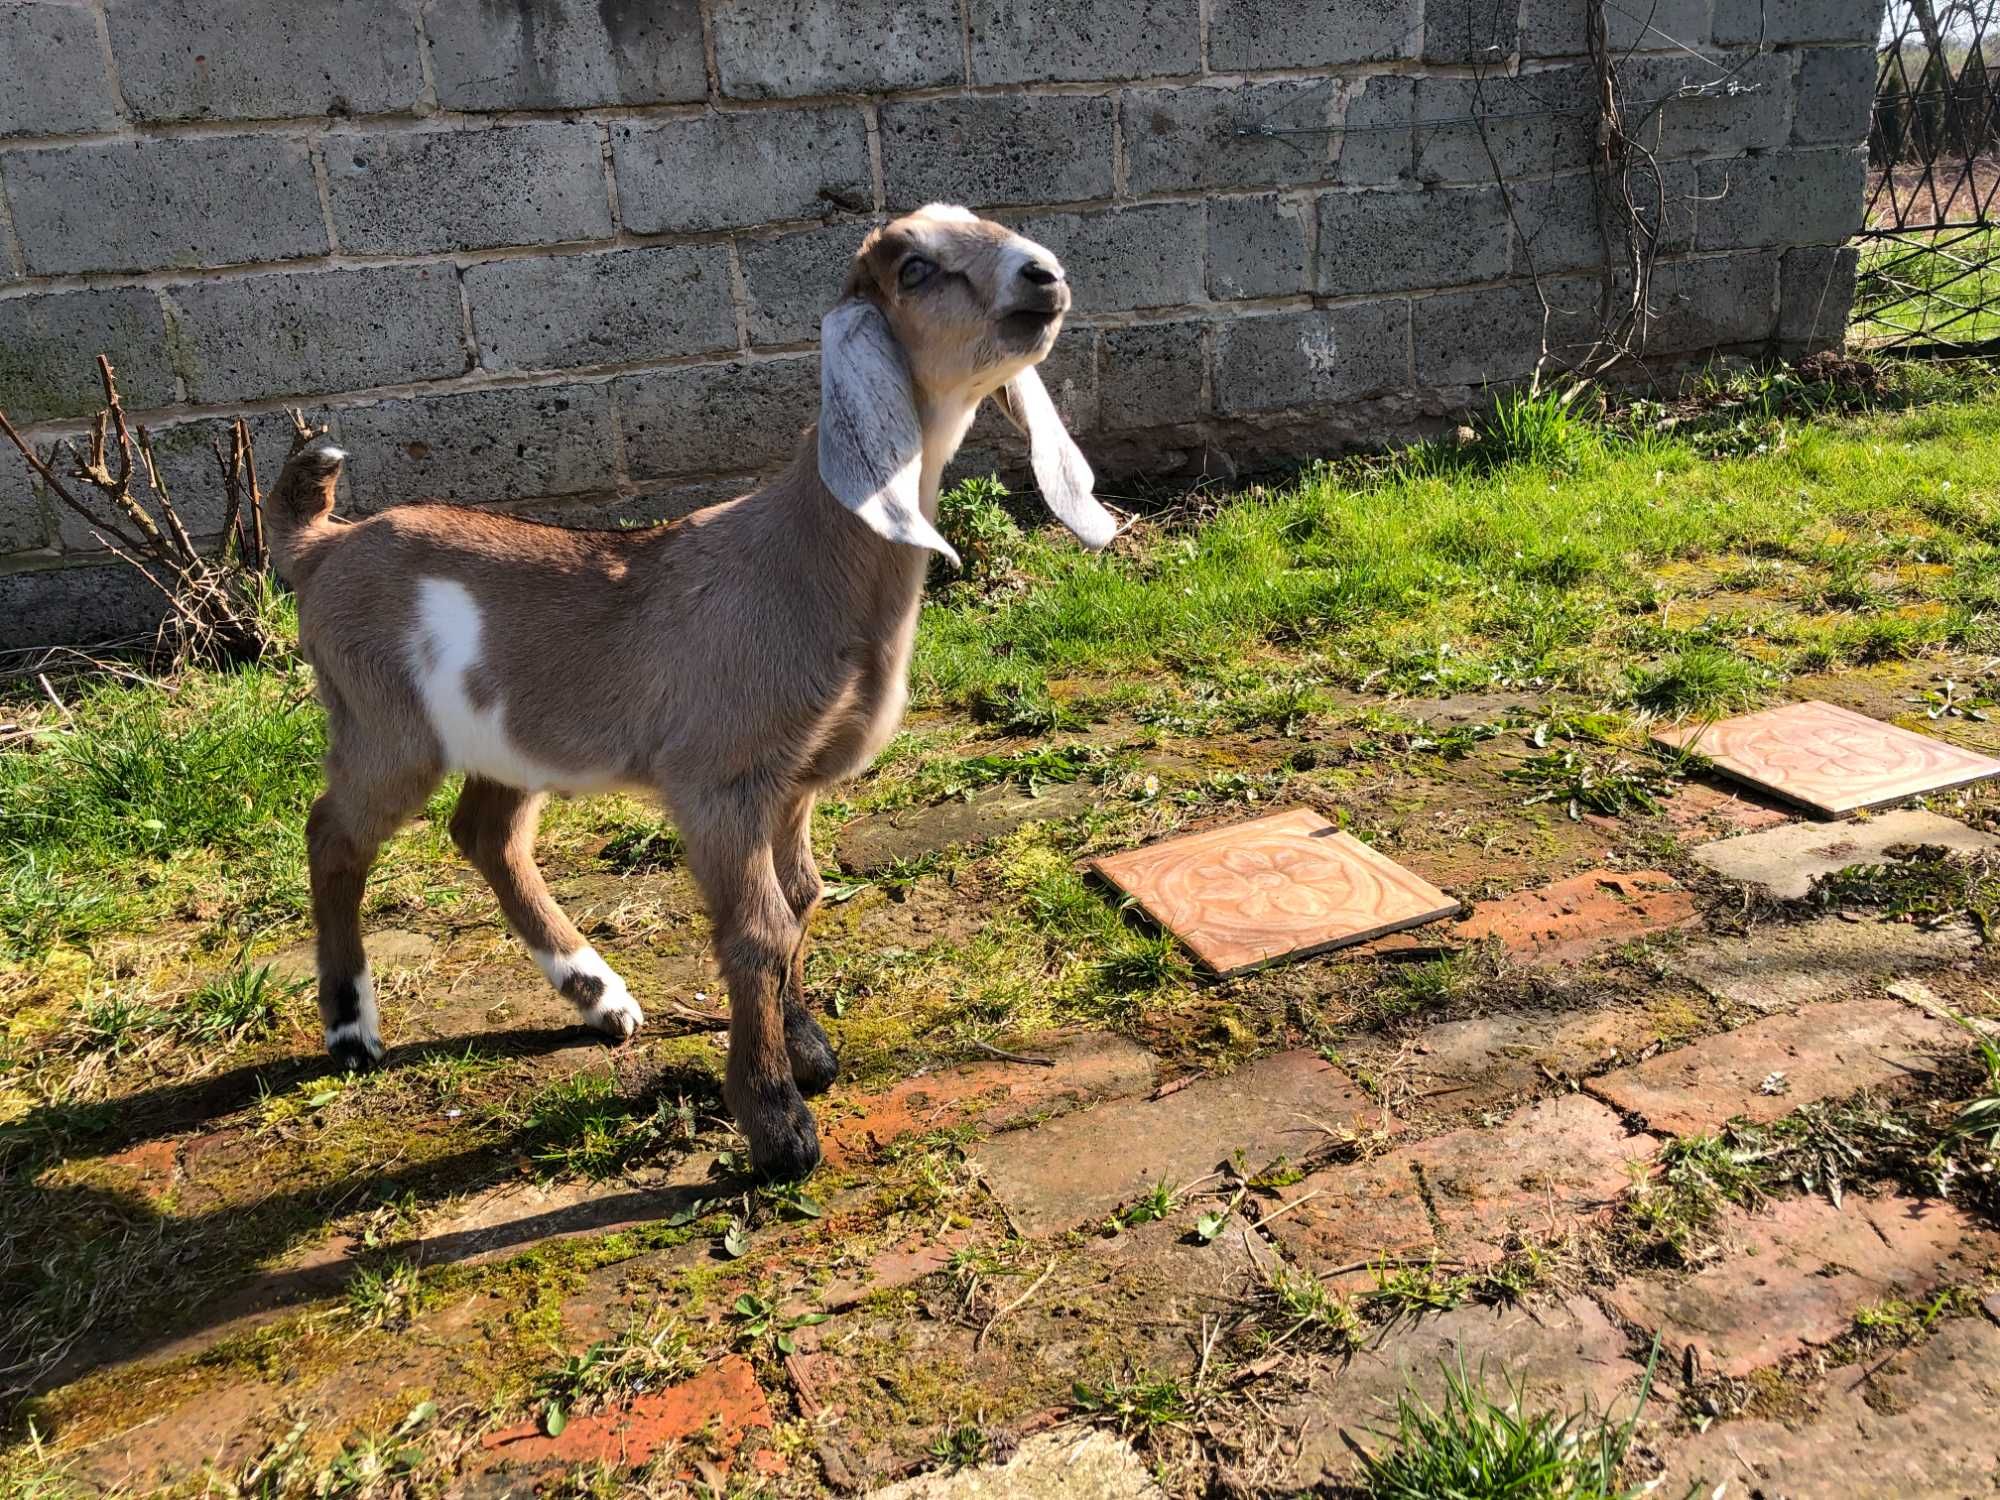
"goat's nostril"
1020,262,1061,286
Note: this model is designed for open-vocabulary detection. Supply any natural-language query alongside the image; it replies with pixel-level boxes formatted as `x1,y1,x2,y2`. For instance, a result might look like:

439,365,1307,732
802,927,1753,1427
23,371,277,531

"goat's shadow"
4,1025,734,1413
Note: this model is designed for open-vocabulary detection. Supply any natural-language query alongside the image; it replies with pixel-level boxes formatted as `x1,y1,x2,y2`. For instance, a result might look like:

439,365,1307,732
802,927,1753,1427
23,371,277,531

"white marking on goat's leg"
323,968,385,1065
534,945,644,1040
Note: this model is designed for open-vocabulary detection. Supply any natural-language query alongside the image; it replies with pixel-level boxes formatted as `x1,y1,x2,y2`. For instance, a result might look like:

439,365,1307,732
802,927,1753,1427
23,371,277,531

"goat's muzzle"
999,283,1070,349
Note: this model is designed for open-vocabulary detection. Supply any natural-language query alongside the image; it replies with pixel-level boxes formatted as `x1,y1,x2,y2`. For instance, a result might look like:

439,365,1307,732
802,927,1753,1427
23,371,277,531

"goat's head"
817,203,1115,567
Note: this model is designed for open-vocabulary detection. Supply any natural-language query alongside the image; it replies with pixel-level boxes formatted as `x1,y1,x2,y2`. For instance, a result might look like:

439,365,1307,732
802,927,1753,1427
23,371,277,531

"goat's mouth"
999,308,1062,346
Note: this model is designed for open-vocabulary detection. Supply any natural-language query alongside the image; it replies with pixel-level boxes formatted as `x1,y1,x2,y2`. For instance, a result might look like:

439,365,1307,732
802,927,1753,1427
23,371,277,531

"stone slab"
1090,808,1458,977
973,1051,1394,1236
1604,1195,1998,1379
867,1429,1166,1499
1654,699,2000,819
1656,1315,2000,1498
1278,1296,1646,1489
1589,997,1966,1137
1667,916,1981,1014
1690,808,2000,900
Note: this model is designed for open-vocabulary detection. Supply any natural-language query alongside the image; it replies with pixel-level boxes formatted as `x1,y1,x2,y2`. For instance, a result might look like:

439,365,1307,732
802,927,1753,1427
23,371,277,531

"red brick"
783,1228,979,1318
1665,781,1793,837
1603,1195,1998,1379
481,1355,772,1471
1265,1094,1649,1273
1586,997,1965,1137
99,1138,179,1202
1452,869,1699,963
973,1051,1397,1237
820,1032,1154,1167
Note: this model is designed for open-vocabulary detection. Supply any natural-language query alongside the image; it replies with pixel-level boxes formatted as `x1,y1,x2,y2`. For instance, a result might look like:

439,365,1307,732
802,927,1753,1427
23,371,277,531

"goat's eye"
898,256,935,291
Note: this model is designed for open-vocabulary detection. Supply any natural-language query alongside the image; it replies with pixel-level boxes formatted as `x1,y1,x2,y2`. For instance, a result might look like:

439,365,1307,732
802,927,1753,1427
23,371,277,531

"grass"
1354,1354,1667,1500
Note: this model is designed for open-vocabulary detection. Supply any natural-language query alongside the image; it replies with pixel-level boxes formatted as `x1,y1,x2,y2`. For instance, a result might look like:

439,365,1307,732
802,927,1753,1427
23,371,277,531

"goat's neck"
916,389,984,520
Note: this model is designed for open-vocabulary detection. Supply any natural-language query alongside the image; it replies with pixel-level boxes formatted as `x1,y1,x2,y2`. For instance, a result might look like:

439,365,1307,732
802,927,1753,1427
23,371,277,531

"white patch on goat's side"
408,577,612,794
534,945,644,1039
323,969,384,1061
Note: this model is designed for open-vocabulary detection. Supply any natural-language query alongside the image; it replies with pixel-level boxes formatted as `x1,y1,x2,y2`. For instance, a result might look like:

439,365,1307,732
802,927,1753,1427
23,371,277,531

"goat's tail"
264,443,346,585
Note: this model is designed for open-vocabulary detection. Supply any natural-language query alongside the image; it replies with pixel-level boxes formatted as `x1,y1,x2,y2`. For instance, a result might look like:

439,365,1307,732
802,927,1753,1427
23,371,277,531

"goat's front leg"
774,790,837,1096
685,812,820,1180
449,777,642,1040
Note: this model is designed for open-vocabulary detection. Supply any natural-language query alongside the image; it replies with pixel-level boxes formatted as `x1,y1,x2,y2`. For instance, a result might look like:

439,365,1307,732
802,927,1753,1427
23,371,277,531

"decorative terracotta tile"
1088,807,1458,976
1653,699,2000,819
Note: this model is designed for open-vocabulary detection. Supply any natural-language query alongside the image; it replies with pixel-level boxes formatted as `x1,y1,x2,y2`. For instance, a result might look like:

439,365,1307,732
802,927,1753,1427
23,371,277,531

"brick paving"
1586,996,1966,1135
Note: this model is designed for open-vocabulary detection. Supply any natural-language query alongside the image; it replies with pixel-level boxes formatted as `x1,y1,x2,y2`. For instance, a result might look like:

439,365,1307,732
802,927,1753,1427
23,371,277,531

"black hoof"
328,1035,384,1072
786,1013,839,1096
732,1077,822,1181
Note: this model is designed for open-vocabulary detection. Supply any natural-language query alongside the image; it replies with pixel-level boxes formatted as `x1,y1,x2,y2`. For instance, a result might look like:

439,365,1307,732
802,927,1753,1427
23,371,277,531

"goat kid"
264,204,1114,1179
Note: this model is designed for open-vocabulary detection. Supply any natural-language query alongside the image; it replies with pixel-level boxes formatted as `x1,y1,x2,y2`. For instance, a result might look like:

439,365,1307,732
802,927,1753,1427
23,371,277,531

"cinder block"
713,0,962,96
0,287,177,425
1412,275,1604,385
1,2,122,136
0,473,49,552
615,109,871,232
325,123,612,255
616,357,819,478
1214,302,1410,412
1615,52,1792,158
166,265,467,403
1209,0,1418,68
1793,47,1876,145
425,0,706,110
1334,74,1417,185
1779,244,1858,348
1697,150,1867,250
1714,0,1886,45
1318,186,1510,295
1101,322,1205,428
959,331,1098,468
881,95,1114,210
466,245,738,372
1123,79,1339,195
1208,193,1311,300
1011,203,1204,312
969,0,1199,84
106,0,423,121
1511,164,1696,275
2,136,325,275
1648,251,1781,350
338,385,618,510
0,562,166,650
1522,0,1709,56
740,223,877,345
1423,0,1518,62
1414,68,1595,184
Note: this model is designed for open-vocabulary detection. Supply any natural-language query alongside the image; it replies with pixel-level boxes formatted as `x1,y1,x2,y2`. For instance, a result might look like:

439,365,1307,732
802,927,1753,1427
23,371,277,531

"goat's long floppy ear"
995,366,1118,551
818,299,959,567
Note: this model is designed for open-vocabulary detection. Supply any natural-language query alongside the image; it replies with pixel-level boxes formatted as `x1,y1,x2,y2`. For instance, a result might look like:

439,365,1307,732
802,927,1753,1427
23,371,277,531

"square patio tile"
1088,807,1459,977
1652,699,2000,819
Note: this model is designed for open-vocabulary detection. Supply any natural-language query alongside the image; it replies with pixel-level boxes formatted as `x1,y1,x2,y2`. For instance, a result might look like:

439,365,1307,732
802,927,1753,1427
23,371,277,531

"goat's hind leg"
308,763,438,1068
682,803,819,1179
450,776,643,1040
774,790,837,1096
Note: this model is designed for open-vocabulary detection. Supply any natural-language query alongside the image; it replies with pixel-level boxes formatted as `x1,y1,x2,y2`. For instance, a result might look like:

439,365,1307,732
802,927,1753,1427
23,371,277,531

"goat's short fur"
265,205,1114,1180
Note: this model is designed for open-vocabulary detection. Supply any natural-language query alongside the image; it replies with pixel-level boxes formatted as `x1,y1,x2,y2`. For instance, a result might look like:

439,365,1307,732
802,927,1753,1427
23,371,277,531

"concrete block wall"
0,0,1880,647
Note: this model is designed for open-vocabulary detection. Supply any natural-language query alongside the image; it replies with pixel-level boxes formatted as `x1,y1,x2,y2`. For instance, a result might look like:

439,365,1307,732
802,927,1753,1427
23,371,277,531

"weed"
320,1401,437,1498
927,1423,991,1470
969,679,1085,734
597,821,683,872
1354,1351,1669,1500
1812,849,1999,940
938,473,1029,587
345,1258,425,1331
1094,931,1192,994
534,1307,702,1431
67,991,164,1056
1365,1262,1472,1316
1382,953,1476,1016
1622,1134,1766,1265
1505,748,1669,820
1072,1370,1191,1431
1261,1265,1361,1350
729,1290,828,1355
1113,1179,1182,1229
1853,1285,1980,1344
521,1071,647,1181
177,964,306,1043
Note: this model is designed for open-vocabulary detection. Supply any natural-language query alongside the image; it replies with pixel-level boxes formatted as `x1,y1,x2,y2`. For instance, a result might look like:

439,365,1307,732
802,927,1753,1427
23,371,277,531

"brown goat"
263,204,1114,1179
